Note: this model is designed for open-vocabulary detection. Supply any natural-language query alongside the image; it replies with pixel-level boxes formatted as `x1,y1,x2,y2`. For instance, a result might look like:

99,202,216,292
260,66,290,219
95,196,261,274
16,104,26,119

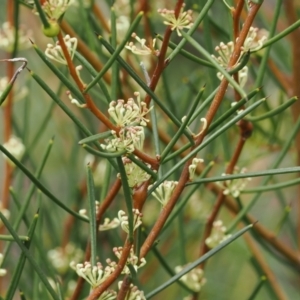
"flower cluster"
158,3,193,36
70,261,114,289
0,22,31,52
107,246,146,274
125,33,158,56
118,209,142,234
108,92,149,127
205,220,231,249
118,281,146,300
97,290,117,300
174,265,206,292
31,0,72,20
99,217,120,231
101,126,145,153
211,27,268,87
48,243,84,274
102,92,150,153
212,41,248,88
121,157,151,188
2,136,25,167
242,27,269,53
149,181,178,207
220,167,251,198
45,34,77,65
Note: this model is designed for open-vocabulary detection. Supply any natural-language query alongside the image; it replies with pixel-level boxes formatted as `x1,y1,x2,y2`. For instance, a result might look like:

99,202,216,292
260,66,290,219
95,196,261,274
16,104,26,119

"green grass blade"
86,164,97,266
0,211,59,300
6,212,39,300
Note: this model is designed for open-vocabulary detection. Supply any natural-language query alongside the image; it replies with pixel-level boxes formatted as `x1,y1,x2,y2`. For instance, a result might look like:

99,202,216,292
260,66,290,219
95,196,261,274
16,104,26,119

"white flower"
2,136,25,166
188,157,204,181
205,220,231,249
175,265,206,292
32,0,72,20
101,126,145,153
117,209,142,234
149,181,178,207
242,27,269,52
99,217,120,231
108,92,150,127
66,90,86,108
109,246,146,274
125,33,158,56
211,27,268,87
0,22,31,52
158,4,193,36
45,35,77,65
70,261,113,288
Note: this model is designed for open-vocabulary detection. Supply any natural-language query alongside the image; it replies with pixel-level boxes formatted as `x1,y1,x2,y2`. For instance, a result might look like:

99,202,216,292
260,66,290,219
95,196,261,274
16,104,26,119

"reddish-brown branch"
116,275,132,300
133,180,151,211
57,32,116,131
133,149,159,169
87,239,133,300
233,0,244,39
60,21,111,84
144,0,184,106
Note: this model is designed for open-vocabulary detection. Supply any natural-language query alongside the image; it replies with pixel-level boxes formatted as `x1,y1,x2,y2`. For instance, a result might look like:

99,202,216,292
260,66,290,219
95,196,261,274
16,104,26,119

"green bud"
42,22,60,37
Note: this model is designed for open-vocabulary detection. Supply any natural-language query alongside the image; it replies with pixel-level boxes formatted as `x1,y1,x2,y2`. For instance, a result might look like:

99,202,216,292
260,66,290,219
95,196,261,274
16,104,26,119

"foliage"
0,0,299,299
